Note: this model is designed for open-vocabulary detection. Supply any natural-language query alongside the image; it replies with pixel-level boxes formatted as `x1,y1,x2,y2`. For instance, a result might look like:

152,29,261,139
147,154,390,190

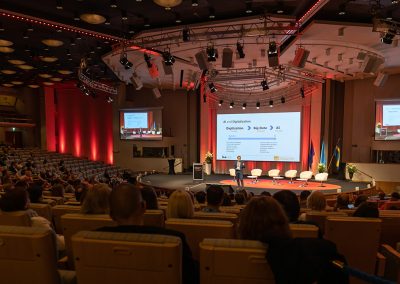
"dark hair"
15,180,29,190
27,184,43,203
234,192,246,205
261,191,272,197
206,185,224,206
335,193,350,210
239,196,291,243
353,202,379,218
195,191,206,204
109,183,143,221
52,184,65,197
299,190,311,201
378,192,386,200
273,190,300,222
0,187,28,212
222,193,232,206
140,186,159,210
391,192,400,201
354,195,368,207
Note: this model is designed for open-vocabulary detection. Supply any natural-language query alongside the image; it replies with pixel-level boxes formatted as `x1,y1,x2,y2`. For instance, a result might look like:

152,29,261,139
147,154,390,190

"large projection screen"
217,112,301,162
375,100,400,141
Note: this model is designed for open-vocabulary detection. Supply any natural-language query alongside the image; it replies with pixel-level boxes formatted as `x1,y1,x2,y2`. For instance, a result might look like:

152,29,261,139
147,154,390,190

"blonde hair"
81,183,111,214
166,189,194,219
306,191,326,211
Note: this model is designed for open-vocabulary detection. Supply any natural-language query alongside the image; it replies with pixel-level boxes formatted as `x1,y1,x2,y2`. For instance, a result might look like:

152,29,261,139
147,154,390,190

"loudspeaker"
162,61,173,75
356,52,366,60
152,88,161,99
268,53,279,67
195,50,209,70
206,184,234,194
170,145,175,156
130,74,143,90
361,55,384,74
222,48,233,68
373,72,388,87
292,47,310,68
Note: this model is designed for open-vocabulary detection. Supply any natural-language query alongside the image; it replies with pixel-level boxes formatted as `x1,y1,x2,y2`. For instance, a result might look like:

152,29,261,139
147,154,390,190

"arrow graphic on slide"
270,125,273,130
248,126,251,130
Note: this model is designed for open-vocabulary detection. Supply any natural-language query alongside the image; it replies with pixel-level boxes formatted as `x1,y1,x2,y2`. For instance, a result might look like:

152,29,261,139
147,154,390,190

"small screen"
120,109,162,140
375,100,400,141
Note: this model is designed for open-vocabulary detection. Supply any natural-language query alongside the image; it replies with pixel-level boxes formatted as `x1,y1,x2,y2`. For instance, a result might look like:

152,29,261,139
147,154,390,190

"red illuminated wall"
45,84,113,164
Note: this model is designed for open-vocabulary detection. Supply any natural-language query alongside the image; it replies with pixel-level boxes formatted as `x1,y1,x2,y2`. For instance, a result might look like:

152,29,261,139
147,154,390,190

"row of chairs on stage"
229,169,329,186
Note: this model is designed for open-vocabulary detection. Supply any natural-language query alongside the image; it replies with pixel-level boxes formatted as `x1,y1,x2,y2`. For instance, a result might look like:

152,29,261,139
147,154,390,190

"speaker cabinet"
152,88,161,99
222,48,233,68
373,72,388,87
268,53,279,67
130,74,143,90
361,55,384,74
292,47,310,68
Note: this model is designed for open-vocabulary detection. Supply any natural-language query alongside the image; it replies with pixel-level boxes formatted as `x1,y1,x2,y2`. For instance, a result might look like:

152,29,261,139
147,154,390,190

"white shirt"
236,161,241,170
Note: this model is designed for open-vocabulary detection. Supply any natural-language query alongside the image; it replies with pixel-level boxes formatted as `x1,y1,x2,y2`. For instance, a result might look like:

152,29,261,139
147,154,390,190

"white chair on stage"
247,169,262,183
315,173,329,187
229,169,236,181
296,171,313,187
268,169,282,184
285,170,298,184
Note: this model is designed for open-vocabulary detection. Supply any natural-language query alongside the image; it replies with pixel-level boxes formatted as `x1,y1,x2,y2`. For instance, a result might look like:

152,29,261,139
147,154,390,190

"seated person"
202,185,224,213
98,183,198,284
353,202,379,218
140,186,159,210
273,190,300,222
299,191,326,221
334,193,350,211
354,195,368,208
260,191,272,197
167,189,194,219
380,192,400,210
222,193,232,206
194,191,206,204
234,192,246,205
299,190,311,209
238,196,349,284
27,183,44,204
80,183,111,214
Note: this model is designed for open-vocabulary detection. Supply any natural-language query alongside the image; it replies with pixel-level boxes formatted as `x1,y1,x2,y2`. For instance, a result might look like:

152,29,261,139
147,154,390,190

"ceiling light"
230,102,234,108
66,49,71,56
209,7,216,19
182,27,190,41
39,73,53,78
268,41,277,55
0,22,4,32
300,88,305,98
206,44,218,61
121,10,128,21
27,25,34,32
80,13,106,24
175,13,182,23
386,11,393,21
242,103,247,110
236,41,245,58
104,16,111,25
110,0,118,8
2,83,14,87
8,59,25,65
58,69,73,75
0,46,14,53
42,39,64,47
144,53,153,68
23,31,29,39
338,3,346,16
43,82,54,86
11,81,23,85
209,82,217,93
119,53,133,69
245,2,253,13
56,0,63,9
192,0,198,6
1,69,16,74
28,84,40,89
218,100,223,106
256,102,260,109
18,65,34,70
281,96,286,104
0,39,13,46
153,0,183,10
50,77,63,82
74,11,80,21
269,99,273,107
261,79,269,91
128,25,135,34
76,33,82,40
144,18,151,27
40,56,58,63
392,0,398,4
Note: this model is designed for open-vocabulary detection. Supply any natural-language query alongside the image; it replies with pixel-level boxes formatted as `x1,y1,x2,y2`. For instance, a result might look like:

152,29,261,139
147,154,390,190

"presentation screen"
375,100,400,141
120,108,162,140
217,112,301,162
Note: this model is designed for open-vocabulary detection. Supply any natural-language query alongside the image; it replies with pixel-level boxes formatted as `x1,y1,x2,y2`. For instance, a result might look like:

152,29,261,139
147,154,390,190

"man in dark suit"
98,183,198,284
234,155,245,189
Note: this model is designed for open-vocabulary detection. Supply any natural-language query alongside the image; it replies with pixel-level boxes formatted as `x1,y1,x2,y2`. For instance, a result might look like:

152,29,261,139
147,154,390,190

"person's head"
166,189,194,219
0,187,28,212
239,196,292,243
80,183,111,214
260,191,271,197
335,193,350,210
140,186,159,210
222,193,232,206
235,192,246,205
195,191,206,204
353,202,379,218
299,190,311,201
52,184,65,197
237,155,241,161
273,190,300,222
390,192,400,201
24,170,32,177
354,195,368,207
27,184,43,203
306,191,326,211
14,180,28,190
378,191,386,200
109,183,146,225
206,185,224,207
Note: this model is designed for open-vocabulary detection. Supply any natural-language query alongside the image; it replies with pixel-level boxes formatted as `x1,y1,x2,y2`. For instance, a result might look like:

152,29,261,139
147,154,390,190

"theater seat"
289,223,319,238
0,211,31,226
193,212,238,224
379,244,400,283
143,209,165,228
305,211,347,234
0,225,75,284
200,238,275,284
29,203,52,222
52,205,81,234
379,213,400,247
72,231,181,284
165,218,235,260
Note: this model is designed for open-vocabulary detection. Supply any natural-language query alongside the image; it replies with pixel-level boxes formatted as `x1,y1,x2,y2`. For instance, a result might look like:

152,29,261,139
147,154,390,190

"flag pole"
327,137,341,171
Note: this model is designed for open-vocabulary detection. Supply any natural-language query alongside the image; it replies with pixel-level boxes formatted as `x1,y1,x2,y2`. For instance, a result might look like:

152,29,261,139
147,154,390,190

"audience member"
167,189,194,219
260,191,272,197
299,190,311,208
194,191,206,204
140,186,159,210
202,185,224,213
353,202,379,218
98,183,198,284
238,196,349,284
334,193,350,211
27,183,44,203
378,191,386,201
222,192,232,206
298,191,326,221
273,190,300,222
390,191,400,201
80,183,111,214
234,192,246,205
354,195,368,207
51,183,65,198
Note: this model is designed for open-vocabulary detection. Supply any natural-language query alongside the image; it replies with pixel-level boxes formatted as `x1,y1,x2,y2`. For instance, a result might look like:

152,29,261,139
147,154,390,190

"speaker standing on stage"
234,155,245,189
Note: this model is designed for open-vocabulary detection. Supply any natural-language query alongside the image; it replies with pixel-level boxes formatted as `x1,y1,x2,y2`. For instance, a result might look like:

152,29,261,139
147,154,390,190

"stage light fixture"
242,103,247,110
281,96,286,104
209,82,217,93
269,99,273,107
162,50,175,66
144,53,153,68
245,2,253,14
268,41,277,55
381,30,396,45
206,44,218,61
119,53,133,69
106,96,114,103
256,102,260,109
230,102,234,108
236,41,245,58
218,100,223,107
261,79,269,91
182,27,190,42
300,88,305,98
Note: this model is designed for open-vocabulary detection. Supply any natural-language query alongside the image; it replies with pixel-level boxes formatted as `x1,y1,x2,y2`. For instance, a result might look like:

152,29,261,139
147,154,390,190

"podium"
168,159,175,175
193,163,204,181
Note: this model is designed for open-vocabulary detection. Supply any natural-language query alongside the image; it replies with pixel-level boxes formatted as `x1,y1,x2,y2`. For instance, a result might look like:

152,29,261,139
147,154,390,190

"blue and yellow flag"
334,145,341,170
320,141,326,166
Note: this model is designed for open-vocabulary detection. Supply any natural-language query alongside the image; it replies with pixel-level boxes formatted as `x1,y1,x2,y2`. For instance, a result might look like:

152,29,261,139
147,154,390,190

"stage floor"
141,173,369,195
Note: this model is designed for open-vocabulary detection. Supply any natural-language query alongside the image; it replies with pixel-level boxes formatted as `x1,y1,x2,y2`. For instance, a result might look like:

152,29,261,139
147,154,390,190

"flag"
320,141,326,166
334,145,341,170
308,141,315,170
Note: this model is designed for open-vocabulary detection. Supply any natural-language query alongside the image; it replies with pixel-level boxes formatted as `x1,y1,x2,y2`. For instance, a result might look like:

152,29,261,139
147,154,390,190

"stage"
140,173,370,195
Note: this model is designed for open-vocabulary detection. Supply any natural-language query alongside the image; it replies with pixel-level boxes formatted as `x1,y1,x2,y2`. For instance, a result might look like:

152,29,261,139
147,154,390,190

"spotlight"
119,53,133,69
268,41,277,55
106,96,114,103
269,99,273,108
110,0,118,8
338,3,346,15
128,25,135,34
242,103,247,110
381,30,396,45
230,102,234,108
74,11,80,21
261,79,269,91
206,44,218,61
105,16,111,25
182,27,190,42
256,102,260,109
23,30,29,39
218,100,223,107
245,2,252,13
27,24,34,32
281,96,286,104
192,0,198,6
203,94,207,103
236,41,245,58
56,0,63,10
144,53,152,68
209,7,216,19
300,88,305,98
162,50,175,66
121,10,128,21
175,13,182,23
209,83,217,93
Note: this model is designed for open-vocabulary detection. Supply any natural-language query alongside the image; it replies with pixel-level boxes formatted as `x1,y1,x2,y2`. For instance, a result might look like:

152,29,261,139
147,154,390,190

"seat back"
72,231,181,284
144,209,165,228
315,173,328,182
165,218,235,260
299,171,313,179
284,170,297,178
0,226,61,284
229,169,236,177
380,201,400,210
0,211,31,226
52,205,81,234
379,213,400,247
289,223,319,238
325,217,381,282
305,211,347,234
268,169,280,177
251,169,262,177
29,203,52,222
200,238,275,284
379,244,400,283
193,212,238,230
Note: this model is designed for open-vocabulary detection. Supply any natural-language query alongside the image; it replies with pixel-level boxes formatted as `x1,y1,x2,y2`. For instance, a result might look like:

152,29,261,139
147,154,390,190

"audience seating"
0,211,31,226
305,211,347,234
200,238,275,284
379,213,400,247
52,205,81,234
143,209,165,228
325,217,381,284
289,223,319,238
219,207,241,214
380,201,400,210
165,218,235,260
72,231,181,284
193,212,239,228
284,170,297,184
379,244,400,283
29,203,52,222
0,225,76,284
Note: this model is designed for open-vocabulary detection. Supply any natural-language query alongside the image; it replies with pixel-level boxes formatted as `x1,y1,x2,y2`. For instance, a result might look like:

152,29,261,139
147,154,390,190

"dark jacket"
97,225,199,284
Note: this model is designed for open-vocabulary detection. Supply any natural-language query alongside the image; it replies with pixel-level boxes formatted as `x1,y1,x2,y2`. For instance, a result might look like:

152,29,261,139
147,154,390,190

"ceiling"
1,0,400,97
